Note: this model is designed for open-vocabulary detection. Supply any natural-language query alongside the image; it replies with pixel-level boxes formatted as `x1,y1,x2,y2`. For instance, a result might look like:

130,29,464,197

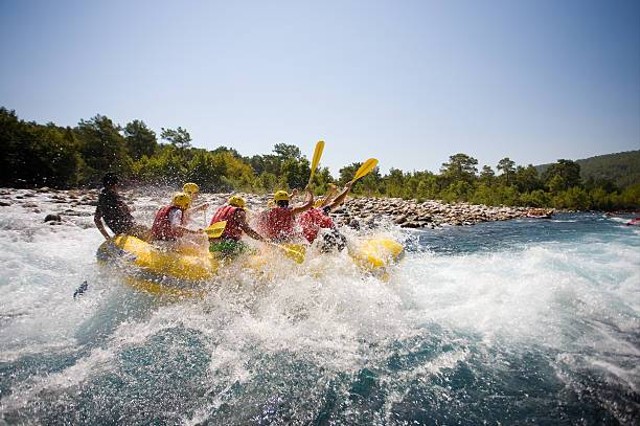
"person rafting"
314,183,338,209
182,182,209,225
150,192,207,250
94,172,150,241
298,182,352,251
208,195,265,256
256,188,314,243
267,188,298,208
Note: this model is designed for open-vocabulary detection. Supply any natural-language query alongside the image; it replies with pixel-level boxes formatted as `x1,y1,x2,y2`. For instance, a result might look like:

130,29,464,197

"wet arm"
326,181,353,212
188,202,209,214
237,210,264,241
93,209,111,240
291,189,314,216
319,185,338,207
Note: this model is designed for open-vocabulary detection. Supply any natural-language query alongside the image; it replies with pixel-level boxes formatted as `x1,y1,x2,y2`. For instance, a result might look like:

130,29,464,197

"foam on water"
1,201,639,424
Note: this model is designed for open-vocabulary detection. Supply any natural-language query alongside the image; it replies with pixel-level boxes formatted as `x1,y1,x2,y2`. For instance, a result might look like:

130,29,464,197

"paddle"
306,140,325,189
268,242,305,264
350,158,378,184
203,221,227,239
73,280,88,298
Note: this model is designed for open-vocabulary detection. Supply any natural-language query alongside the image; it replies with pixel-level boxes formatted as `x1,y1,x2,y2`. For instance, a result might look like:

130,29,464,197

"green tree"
214,150,256,191
31,124,81,188
281,157,310,189
519,189,550,207
124,120,157,160
273,143,302,160
589,187,613,210
547,174,567,194
75,115,131,185
553,187,589,210
471,183,503,206
479,165,496,186
0,109,83,188
618,183,640,209
543,159,582,191
161,126,192,150
357,166,382,196
248,154,280,176
413,171,439,200
310,167,334,193
384,168,407,197
497,157,516,186
514,165,542,193
441,180,473,202
253,172,280,192
133,145,186,185
247,143,312,190
184,150,226,191
440,153,478,186
0,107,26,186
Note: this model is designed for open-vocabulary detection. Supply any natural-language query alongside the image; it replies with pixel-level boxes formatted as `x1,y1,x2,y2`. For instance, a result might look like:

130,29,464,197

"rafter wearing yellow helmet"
172,192,191,210
183,182,199,195
150,192,207,251
208,194,264,257
181,182,209,226
228,195,246,209
256,188,314,243
273,190,290,203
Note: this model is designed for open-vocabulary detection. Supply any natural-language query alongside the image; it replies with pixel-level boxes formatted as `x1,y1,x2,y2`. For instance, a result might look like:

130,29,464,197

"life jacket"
259,207,296,242
151,205,184,241
210,205,243,241
299,208,334,243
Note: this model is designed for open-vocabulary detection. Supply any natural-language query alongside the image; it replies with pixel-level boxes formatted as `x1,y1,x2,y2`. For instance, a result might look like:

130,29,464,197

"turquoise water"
1,211,638,425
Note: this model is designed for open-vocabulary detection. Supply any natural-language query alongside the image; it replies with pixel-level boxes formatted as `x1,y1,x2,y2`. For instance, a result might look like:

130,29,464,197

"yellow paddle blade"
352,158,378,182
269,242,306,264
307,140,325,187
204,221,227,239
282,244,305,264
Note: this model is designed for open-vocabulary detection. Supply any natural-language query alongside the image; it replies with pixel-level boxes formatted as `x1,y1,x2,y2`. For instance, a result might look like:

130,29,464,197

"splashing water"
1,195,638,425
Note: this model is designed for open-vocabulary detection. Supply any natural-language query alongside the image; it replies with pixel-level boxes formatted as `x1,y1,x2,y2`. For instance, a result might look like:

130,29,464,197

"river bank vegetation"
1,107,638,211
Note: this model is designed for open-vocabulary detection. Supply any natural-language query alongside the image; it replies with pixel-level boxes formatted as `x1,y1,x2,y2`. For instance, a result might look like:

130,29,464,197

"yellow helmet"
228,195,246,208
313,198,325,208
172,192,191,209
274,190,290,202
183,182,199,195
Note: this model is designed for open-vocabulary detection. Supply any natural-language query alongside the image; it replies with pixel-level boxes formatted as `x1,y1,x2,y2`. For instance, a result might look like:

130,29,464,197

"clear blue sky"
1,0,639,175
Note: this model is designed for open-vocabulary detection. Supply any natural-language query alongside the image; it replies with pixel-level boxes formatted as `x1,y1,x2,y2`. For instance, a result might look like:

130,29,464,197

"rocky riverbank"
0,187,534,230
330,197,531,229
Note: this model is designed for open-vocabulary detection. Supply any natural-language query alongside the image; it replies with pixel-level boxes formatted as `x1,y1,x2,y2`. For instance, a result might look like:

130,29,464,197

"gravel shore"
0,187,534,230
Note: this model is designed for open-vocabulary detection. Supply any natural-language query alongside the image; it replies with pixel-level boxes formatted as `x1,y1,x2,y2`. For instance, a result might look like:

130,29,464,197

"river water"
0,191,638,425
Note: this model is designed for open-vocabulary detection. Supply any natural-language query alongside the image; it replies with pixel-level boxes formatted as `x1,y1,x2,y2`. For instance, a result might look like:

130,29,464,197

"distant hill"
535,150,640,189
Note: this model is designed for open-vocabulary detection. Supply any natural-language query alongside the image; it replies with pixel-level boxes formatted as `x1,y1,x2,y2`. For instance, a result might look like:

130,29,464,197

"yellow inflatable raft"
97,234,405,294
349,238,405,271
96,235,221,296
